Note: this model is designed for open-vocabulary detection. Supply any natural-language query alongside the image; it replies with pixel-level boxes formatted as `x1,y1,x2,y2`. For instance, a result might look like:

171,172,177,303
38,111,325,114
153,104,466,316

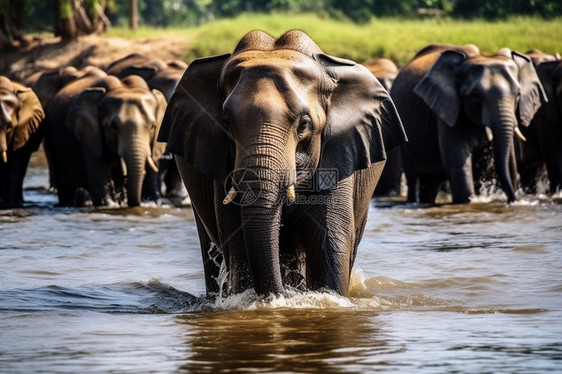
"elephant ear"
66,87,105,158
512,51,548,127
158,53,232,183
150,88,168,165
313,53,407,189
413,50,465,127
12,85,45,151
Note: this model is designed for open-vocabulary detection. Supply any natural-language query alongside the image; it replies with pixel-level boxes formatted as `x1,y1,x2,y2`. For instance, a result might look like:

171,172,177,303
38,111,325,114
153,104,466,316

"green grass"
104,13,562,66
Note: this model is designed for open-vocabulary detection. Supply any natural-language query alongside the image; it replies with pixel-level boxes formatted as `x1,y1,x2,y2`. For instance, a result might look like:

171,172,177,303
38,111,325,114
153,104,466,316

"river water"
1,153,561,373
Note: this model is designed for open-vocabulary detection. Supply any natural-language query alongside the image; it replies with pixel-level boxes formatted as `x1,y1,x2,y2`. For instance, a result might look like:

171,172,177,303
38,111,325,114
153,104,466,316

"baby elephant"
0,76,44,208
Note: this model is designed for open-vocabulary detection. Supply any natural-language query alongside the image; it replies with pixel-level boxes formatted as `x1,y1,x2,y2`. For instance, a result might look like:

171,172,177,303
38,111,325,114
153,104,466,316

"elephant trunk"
120,137,151,207
491,114,517,203
236,144,292,296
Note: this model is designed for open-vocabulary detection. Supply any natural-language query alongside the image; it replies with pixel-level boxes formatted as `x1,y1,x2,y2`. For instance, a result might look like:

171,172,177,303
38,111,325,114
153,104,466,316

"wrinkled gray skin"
44,72,167,207
0,76,44,208
391,44,546,204
364,58,403,196
159,30,407,297
107,53,188,200
518,50,562,194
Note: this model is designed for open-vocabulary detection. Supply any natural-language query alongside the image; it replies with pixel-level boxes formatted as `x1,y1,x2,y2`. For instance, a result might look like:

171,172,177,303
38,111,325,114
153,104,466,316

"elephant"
29,66,107,189
107,53,189,201
30,65,106,109
0,76,45,208
391,44,546,204
158,30,407,297
517,50,562,194
44,72,167,207
363,58,403,197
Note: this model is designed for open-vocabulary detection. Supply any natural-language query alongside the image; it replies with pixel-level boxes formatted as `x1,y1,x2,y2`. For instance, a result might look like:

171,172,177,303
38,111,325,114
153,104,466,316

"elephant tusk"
485,127,493,142
223,187,237,205
1,151,7,163
147,157,159,173
514,126,527,142
120,158,127,177
286,185,296,203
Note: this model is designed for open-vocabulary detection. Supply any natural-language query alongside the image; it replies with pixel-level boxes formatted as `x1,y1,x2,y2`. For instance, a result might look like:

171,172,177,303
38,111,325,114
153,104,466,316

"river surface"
1,153,561,373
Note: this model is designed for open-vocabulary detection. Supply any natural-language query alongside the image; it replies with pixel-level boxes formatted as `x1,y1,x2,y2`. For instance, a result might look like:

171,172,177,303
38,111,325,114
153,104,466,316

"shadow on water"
175,307,393,374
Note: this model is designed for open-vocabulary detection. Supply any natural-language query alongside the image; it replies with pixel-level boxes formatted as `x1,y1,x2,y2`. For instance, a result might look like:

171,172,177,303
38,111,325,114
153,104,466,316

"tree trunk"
0,13,27,51
130,0,138,30
54,0,110,40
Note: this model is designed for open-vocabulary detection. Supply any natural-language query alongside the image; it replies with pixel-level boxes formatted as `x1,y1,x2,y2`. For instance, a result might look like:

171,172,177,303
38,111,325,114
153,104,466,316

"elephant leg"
142,168,161,202
175,155,224,296
2,149,30,206
162,157,188,199
213,182,253,294
439,123,475,204
418,173,445,203
401,147,418,202
300,176,356,296
373,147,402,196
194,213,222,296
83,152,113,206
543,123,562,193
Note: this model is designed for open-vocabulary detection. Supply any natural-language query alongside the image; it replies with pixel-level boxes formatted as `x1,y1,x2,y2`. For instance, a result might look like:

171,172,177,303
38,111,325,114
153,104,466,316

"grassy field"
104,13,562,66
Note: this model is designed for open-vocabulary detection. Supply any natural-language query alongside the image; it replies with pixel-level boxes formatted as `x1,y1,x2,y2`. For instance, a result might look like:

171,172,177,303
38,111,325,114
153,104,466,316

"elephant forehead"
460,58,519,85
103,89,158,113
105,87,153,101
223,50,323,82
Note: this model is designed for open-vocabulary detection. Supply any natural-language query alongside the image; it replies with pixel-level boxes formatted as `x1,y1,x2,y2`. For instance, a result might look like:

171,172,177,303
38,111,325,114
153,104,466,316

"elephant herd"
1,30,560,298
364,45,561,203
0,53,188,208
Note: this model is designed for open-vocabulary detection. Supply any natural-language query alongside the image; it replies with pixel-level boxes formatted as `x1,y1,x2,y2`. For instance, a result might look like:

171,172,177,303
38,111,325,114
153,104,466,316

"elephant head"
0,76,44,164
159,30,405,295
413,48,546,202
66,75,167,206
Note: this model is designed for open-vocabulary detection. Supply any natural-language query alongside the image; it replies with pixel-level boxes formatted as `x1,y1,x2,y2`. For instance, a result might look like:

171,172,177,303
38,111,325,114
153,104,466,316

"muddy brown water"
1,153,561,373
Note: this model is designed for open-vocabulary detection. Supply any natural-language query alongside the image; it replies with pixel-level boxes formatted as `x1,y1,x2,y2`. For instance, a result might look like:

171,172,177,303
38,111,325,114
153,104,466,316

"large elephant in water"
0,76,44,208
158,30,407,297
44,73,167,207
391,44,546,203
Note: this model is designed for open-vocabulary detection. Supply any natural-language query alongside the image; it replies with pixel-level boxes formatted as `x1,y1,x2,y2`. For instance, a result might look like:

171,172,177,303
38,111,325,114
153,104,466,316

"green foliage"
58,0,73,19
104,0,562,27
103,13,562,65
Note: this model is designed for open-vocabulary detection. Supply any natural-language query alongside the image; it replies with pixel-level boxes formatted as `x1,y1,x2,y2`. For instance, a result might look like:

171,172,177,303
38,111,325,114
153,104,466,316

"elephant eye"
297,114,313,139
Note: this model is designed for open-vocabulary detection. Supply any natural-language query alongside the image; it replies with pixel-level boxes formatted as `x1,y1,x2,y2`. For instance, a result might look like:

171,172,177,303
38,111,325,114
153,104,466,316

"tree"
0,0,31,51
54,0,111,40
130,0,137,29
